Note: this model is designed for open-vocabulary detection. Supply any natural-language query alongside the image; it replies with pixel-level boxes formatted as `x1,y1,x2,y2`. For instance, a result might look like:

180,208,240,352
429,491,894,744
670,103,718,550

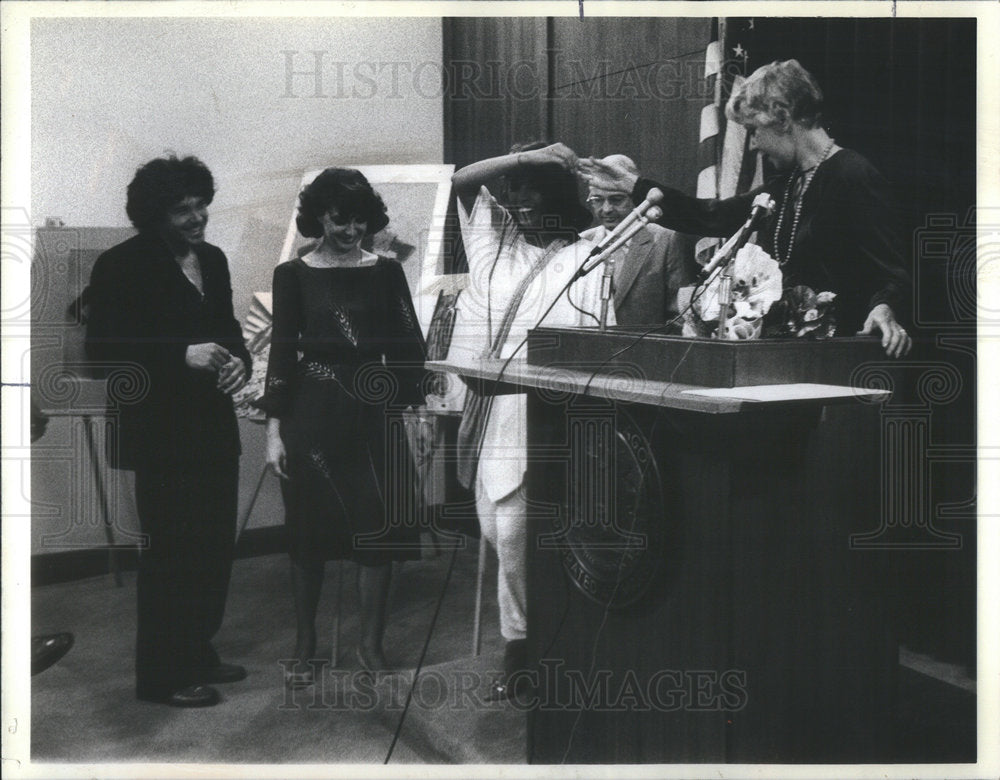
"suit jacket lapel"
614,228,653,309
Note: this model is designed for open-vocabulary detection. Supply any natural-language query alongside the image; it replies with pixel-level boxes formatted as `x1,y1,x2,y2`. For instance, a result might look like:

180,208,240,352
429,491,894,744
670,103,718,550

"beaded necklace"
773,139,836,266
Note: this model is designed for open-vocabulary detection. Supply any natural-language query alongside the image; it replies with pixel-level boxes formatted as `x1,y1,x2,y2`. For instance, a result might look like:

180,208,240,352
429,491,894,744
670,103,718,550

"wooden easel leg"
236,463,269,543
82,415,121,587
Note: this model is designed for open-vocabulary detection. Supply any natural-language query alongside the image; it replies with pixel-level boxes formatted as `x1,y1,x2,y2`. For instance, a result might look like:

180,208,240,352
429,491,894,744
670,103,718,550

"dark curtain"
442,17,978,670
733,17,976,328
729,16,977,671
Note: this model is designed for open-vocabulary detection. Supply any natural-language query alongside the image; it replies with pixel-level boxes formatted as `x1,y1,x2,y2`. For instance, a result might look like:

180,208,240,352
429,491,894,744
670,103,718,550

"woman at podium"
579,59,912,358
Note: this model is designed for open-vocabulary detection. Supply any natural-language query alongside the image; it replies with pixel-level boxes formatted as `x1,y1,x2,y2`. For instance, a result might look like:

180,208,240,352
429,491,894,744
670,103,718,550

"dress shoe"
31,632,74,676
138,684,220,708
485,671,533,703
486,638,531,702
199,662,247,684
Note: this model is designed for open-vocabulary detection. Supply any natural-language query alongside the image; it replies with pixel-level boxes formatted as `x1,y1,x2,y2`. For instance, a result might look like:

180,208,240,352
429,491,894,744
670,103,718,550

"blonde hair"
725,60,824,129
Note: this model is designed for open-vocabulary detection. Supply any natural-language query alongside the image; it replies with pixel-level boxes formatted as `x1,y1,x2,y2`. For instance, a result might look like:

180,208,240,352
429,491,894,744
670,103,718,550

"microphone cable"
578,268,719,398
383,542,460,764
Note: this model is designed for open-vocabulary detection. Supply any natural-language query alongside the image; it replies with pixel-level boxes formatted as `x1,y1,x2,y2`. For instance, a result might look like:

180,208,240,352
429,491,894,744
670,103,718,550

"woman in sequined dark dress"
255,169,427,684
579,59,912,358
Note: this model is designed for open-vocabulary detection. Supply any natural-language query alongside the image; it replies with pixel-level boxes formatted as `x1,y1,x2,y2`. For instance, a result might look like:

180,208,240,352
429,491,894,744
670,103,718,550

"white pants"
475,474,527,642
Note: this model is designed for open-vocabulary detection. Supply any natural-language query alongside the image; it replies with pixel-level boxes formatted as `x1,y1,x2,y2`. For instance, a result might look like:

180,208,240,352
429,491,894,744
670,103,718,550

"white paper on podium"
680,383,887,402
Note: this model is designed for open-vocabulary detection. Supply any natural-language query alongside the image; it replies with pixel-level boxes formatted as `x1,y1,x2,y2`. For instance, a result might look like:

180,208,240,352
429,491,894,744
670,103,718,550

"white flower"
731,244,782,315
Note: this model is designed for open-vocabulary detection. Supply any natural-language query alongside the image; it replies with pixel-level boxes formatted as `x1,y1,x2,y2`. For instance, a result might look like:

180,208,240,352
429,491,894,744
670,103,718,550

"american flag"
695,18,764,265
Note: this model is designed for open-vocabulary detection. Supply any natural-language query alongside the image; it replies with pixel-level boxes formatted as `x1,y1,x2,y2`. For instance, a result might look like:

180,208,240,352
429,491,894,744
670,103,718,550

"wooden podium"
432,327,899,764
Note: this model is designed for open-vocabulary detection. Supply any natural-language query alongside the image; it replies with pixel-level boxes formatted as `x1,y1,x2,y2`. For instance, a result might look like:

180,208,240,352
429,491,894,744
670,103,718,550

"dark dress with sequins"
255,257,427,565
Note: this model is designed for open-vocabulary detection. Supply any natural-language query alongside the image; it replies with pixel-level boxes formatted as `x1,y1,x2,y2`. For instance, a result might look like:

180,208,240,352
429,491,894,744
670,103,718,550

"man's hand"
217,357,248,395
186,342,231,372
577,156,640,194
857,303,912,358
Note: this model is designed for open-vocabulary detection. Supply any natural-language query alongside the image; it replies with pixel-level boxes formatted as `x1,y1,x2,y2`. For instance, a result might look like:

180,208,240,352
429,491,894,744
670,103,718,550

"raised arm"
452,142,579,212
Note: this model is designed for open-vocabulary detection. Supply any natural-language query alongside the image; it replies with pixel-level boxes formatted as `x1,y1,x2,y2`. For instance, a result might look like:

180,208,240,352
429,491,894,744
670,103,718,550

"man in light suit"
580,155,694,327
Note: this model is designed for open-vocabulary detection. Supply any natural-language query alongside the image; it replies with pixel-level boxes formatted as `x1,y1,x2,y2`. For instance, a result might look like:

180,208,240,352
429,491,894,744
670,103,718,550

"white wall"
31,16,444,319
28,17,445,554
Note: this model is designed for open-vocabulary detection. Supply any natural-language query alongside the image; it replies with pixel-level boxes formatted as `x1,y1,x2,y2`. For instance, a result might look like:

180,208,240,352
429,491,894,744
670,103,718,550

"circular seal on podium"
551,408,668,609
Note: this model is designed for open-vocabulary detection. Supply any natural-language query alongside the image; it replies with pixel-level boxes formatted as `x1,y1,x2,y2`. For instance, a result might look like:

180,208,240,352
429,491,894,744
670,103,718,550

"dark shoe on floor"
31,632,74,676
199,662,247,684
486,638,531,702
486,670,534,703
138,684,221,708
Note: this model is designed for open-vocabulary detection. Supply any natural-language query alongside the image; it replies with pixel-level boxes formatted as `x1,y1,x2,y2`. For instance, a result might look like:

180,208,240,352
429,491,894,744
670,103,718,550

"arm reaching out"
577,155,639,194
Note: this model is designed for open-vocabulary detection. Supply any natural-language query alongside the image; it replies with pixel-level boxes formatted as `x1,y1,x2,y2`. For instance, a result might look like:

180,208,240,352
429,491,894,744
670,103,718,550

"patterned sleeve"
382,260,429,408
253,262,300,418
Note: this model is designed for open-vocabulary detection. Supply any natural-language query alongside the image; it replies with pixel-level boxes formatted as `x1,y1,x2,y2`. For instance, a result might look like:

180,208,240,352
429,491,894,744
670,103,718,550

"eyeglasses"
586,194,631,208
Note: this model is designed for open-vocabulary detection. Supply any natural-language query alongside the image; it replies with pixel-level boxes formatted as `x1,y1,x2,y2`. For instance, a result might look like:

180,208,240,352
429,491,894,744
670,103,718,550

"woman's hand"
857,303,912,358
520,142,578,171
217,357,248,395
266,419,289,479
577,156,639,194
186,342,231,372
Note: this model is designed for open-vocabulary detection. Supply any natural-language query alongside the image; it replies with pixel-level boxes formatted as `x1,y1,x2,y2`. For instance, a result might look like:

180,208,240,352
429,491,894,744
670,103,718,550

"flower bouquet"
680,244,839,342
761,285,838,339
681,244,783,340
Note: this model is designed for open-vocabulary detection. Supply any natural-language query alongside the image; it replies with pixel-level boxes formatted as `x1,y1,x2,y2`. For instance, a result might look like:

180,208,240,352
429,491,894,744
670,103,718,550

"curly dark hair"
125,155,215,232
504,140,592,233
295,168,390,239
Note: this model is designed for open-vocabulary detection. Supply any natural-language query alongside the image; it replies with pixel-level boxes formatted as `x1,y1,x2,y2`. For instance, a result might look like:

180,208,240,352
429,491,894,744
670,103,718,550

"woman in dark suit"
86,155,252,707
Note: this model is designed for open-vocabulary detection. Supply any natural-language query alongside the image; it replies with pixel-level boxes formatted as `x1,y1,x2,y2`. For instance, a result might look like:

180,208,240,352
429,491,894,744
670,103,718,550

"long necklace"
773,139,836,266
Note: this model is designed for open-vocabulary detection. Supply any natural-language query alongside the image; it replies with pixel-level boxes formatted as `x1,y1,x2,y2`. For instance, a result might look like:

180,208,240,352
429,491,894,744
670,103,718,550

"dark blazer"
85,231,251,469
581,223,694,326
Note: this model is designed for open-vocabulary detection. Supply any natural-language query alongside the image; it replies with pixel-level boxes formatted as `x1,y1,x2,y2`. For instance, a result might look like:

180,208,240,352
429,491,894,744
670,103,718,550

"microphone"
587,188,664,257
698,193,775,279
576,205,664,280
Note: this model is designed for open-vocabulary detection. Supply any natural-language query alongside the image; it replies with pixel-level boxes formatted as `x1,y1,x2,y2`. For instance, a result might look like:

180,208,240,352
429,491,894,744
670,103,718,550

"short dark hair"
504,141,592,233
125,155,215,232
295,168,390,239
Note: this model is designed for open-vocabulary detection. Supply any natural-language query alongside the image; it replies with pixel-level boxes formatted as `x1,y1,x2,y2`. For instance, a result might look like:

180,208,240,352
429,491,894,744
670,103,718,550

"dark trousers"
133,454,238,698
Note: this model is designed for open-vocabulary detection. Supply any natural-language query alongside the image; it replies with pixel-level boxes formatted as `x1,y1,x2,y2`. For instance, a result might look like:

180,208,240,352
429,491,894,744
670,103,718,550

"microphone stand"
599,254,617,332
715,259,733,340
702,194,774,339
595,208,662,331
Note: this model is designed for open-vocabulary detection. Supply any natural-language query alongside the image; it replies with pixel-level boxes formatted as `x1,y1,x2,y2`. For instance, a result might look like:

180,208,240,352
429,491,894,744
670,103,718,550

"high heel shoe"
284,667,315,689
285,630,317,689
355,645,392,679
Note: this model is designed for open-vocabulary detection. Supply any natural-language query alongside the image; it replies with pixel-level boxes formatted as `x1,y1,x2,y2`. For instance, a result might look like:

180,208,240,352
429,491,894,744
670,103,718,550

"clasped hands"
517,143,640,194
185,342,248,394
